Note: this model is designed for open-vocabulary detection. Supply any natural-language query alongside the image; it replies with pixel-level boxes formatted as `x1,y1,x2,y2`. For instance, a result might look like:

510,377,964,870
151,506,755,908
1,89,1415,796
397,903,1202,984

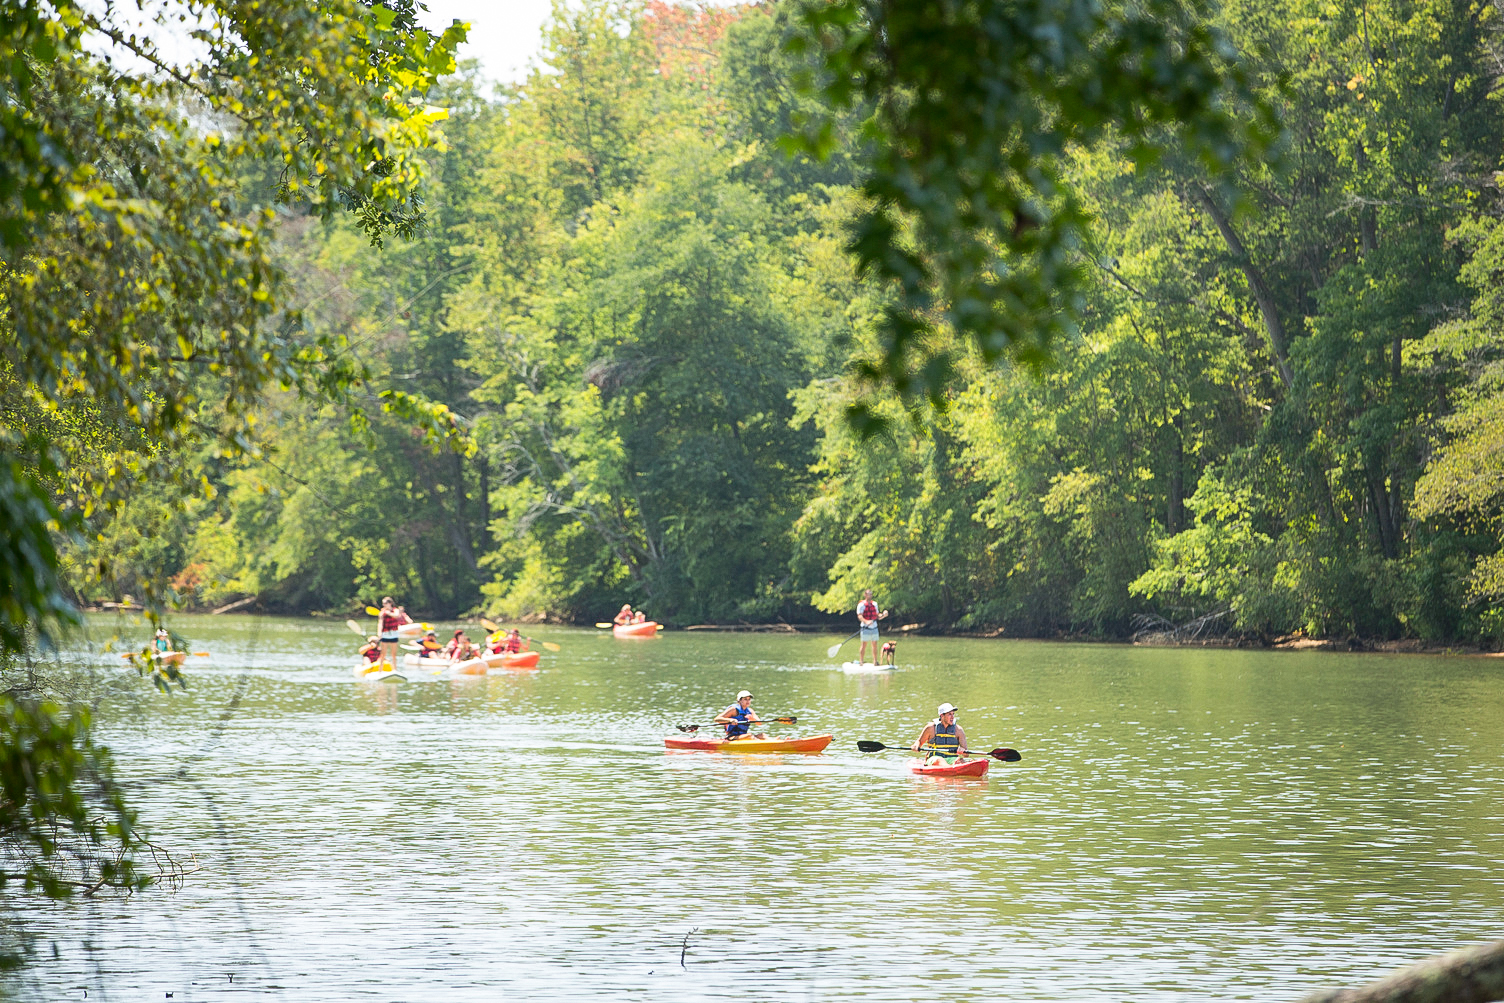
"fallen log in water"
1296,939,1504,1003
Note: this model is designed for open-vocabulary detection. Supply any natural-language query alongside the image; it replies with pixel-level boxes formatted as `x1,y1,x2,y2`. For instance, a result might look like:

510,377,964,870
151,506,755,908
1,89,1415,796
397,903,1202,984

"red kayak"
910,757,989,778
663,734,833,754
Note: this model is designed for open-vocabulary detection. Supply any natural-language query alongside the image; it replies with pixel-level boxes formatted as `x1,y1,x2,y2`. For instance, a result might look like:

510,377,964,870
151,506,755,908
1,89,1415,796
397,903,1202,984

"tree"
0,0,465,965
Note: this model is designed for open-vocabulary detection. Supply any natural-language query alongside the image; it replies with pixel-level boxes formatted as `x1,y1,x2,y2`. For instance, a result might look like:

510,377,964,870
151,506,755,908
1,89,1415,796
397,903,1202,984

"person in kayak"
153,628,173,653
417,629,443,658
631,610,647,624
856,588,888,665
912,703,968,765
613,604,634,626
377,596,410,667
713,690,763,741
501,628,524,654
358,636,382,664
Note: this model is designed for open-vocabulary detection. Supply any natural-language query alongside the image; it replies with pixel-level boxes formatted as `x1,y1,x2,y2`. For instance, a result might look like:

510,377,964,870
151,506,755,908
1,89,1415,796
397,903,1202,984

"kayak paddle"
595,622,613,628
857,740,1022,762
677,716,798,732
346,619,366,636
826,630,860,658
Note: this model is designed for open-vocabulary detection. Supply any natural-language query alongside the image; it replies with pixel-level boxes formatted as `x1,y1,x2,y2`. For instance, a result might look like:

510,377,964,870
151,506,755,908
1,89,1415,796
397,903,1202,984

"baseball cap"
736,690,752,699
937,702,958,715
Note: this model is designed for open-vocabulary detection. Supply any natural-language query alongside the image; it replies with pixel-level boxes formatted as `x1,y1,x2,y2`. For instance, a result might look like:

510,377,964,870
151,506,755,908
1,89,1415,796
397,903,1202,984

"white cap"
736,690,753,699
937,702,958,716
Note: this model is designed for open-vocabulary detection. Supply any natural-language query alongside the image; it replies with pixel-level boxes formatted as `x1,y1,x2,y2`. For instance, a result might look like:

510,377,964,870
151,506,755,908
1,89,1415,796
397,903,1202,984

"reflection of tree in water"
0,611,266,986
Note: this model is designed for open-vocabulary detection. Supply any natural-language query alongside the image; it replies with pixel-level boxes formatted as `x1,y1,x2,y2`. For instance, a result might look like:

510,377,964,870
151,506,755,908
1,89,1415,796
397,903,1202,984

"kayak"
495,650,540,669
910,757,989,778
663,734,833,754
402,654,455,670
613,621,660,637
353,662,405,682
396,622,426,639
153,650,187,667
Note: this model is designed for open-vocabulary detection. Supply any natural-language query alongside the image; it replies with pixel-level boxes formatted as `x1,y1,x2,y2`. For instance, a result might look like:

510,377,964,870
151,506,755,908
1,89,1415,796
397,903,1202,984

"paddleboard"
353,663,405,683
842,661,895,673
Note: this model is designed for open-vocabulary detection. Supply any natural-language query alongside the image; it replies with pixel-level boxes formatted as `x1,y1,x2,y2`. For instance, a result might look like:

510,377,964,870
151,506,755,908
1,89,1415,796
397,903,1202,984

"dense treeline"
62,0,1504,644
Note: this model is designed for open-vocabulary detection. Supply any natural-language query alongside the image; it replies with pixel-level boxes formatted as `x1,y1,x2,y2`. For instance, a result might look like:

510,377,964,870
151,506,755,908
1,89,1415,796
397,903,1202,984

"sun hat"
736,690,753,699
937,702,958,715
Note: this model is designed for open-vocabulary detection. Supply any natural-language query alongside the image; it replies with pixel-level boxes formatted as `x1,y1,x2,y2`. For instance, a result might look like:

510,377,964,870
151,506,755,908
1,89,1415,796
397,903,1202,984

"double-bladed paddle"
479,618,562,652
857,740,1022,762
677,716,798,732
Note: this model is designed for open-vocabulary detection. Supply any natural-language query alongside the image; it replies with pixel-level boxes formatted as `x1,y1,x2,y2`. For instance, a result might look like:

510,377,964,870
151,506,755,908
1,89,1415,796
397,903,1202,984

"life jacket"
929,720,960,757
379,610,403,633
154,636,170,652
725,705,753,738
858,600,878,622
503,635,522,653
362,645,381,663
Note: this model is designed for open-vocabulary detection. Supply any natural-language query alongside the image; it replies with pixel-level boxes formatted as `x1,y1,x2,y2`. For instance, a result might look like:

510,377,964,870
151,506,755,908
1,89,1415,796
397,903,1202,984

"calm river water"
10,614,1504,1001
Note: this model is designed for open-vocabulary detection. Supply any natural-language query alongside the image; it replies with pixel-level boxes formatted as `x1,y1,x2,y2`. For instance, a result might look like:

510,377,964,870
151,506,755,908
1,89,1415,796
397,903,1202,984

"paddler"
417,629,443,658
358,635,382,665
377,596,410,667
502,628,524,654
713,690,763,741
153,627,173,653
613,604,634,626
912,703,968,766
856,588,888,666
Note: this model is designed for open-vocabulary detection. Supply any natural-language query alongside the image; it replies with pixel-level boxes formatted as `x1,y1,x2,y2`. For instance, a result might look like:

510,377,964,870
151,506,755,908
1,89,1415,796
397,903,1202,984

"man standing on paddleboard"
912,703,969,766
856,588,888,666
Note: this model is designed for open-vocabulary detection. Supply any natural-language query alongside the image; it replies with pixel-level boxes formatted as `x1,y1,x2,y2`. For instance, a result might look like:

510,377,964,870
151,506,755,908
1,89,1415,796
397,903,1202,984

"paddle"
480,618,561,653
677,716,798,732
365,605,433,630
856,741,1022,762
120,651,210,658
346,619,367,637
595,622,613,628
826,631,860,658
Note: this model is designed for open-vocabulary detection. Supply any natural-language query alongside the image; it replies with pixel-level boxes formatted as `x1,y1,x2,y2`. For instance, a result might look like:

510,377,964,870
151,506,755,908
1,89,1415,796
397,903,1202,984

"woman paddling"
713,690,763,741
912,703,969,765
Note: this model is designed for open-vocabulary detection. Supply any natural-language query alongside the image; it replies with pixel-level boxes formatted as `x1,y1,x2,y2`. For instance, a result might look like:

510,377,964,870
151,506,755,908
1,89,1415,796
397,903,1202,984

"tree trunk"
1168,411,1185,535
1194,185,1295,389
1294,938,1504,1003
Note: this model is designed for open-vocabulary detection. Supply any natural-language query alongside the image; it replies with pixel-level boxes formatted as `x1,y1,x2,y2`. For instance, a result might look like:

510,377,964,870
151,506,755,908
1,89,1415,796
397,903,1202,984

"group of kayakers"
357,596,530,669
612,604,651,626
712,688,968,767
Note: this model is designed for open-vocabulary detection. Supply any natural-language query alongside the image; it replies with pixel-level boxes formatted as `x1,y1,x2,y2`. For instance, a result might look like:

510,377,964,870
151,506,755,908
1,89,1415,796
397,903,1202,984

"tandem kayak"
910,757,989,778
402,654,455,670
663,734,833,754
454,650,541,674
613,621,661,637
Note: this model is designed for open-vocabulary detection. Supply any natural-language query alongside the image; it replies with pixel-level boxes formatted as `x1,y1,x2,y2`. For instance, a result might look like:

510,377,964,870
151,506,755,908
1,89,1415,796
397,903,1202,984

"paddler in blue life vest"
856,588,888,665
912,703,969,766
713,690,763,741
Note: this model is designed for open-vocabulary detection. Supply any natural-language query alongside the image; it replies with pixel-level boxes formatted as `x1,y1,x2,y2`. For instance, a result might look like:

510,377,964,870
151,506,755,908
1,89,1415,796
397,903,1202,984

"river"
9,614,1504,1001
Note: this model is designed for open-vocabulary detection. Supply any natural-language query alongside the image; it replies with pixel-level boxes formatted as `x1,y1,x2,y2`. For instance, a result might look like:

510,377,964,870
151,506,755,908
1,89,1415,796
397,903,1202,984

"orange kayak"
613,621,660,637
663,734,833,754
911,758,989,778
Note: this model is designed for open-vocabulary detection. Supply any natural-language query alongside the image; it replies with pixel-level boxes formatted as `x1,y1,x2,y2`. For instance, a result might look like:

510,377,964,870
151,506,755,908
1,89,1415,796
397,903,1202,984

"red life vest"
380,610,403,632
858,600,878,621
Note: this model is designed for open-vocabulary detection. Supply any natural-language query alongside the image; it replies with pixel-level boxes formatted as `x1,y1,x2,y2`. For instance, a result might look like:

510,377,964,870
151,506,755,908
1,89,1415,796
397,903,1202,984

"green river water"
9,613,1504,1001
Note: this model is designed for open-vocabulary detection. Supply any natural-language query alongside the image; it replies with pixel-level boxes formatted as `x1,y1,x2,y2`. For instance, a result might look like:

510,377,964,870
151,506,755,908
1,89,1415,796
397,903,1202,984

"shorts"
859,626,879,642
379,633,399,643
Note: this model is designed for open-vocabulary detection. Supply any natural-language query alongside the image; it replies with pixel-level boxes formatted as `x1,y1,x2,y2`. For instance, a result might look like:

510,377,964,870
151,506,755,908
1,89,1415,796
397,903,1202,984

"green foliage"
787,0,1279,417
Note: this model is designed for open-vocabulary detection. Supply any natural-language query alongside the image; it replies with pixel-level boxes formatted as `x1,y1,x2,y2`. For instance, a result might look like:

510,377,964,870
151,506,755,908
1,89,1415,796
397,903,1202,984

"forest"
30,0,1504,645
